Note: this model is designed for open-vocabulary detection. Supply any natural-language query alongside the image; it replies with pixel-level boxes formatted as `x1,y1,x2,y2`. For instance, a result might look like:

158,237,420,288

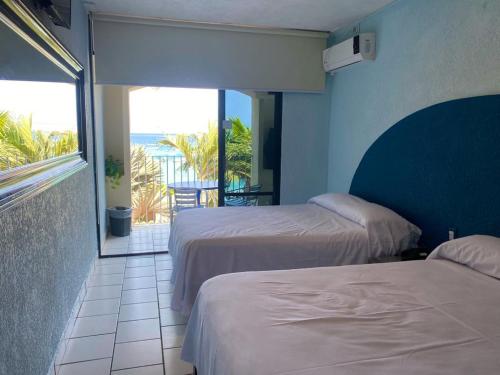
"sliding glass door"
218,90,282,206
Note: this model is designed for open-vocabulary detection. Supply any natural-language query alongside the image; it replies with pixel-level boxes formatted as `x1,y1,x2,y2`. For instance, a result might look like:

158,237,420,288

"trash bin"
107,206,132,237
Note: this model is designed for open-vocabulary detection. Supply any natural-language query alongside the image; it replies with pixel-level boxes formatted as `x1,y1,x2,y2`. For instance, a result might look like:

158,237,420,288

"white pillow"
427,235,500,279
309,193,422,256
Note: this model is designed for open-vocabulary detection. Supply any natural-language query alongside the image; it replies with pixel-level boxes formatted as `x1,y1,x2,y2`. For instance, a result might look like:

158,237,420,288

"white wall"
101,85,132,208
93,15,327,92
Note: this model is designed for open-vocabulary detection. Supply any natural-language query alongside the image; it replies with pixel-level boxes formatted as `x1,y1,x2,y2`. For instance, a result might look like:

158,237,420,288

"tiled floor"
102,225,170,256
55,253,193,375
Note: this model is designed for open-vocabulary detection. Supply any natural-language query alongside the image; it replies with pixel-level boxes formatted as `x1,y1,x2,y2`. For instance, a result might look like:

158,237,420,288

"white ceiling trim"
92,13,330,39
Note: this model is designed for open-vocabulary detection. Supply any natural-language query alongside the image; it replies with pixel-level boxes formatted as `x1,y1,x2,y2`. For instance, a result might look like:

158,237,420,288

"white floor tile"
122,276,157,291
158,293,172,309
85,285,122,301
79,299,121,317
119,302,159,321
57,358,111,375
62,334,115,364
112,339,162,370
160,308,187,326
121,288,158,304
156,270,172,281
126,258,155,267
155,261,172,271
125,266,156,278
71,314,118,338
116,318,161,343
161,325,185,349
102,247,128,256
94,264,126,275
95,257,127,265
154,254,171,260
163,348,193,375
156,281,174,294
87,273,124,287
111,365,164,375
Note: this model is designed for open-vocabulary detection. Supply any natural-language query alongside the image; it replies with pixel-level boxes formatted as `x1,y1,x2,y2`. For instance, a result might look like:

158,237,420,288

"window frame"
0,0,87,212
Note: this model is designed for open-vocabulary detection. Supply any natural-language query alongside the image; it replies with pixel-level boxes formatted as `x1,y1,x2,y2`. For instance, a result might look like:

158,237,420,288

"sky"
129,87,252,134
226,90,252,126
0,80,77,132
0,82,253,135
129,87,218,134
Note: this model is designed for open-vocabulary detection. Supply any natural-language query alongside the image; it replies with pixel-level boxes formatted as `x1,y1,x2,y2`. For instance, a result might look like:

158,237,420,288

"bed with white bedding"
169,193,421,315
182,236,500,375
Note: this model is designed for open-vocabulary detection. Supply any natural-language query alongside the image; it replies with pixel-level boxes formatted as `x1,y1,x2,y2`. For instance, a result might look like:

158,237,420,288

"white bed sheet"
169,204,371,316
182,260,500,375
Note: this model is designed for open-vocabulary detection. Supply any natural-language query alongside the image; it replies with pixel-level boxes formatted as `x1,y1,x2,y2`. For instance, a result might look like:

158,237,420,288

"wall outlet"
448,228,456,241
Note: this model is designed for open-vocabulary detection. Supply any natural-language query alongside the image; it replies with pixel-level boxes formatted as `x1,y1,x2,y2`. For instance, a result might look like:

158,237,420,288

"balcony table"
167,180,218,206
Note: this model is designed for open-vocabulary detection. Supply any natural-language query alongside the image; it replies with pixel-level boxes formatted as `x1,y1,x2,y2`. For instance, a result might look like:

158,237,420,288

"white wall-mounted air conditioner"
323,33,376,73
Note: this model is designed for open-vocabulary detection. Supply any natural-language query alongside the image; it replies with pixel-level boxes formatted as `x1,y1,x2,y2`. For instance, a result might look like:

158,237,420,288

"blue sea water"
130,133,182,157
130,133,211,184
130,133,242,189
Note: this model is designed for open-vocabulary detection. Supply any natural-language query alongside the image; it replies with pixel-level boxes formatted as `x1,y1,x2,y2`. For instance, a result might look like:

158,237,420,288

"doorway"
218,90,282,206
96,86,282,256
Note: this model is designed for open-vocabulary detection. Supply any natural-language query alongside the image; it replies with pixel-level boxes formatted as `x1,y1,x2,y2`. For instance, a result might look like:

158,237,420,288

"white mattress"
169,203,371,315
182,260,500,375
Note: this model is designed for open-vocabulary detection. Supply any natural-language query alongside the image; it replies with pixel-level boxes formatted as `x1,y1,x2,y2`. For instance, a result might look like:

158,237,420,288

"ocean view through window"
129,87,219,224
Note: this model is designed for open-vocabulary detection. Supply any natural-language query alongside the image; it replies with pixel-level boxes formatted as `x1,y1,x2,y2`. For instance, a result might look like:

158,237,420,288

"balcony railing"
131,154,218,225
131,152,254,225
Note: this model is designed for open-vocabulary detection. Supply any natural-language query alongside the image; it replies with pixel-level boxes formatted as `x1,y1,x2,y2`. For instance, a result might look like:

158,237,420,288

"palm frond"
0,111,78,170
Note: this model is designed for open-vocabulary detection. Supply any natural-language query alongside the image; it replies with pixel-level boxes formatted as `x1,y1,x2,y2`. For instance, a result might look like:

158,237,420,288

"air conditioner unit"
323,33,376,73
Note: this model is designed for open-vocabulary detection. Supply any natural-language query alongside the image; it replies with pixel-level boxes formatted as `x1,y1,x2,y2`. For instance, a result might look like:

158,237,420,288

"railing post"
144,154,147,223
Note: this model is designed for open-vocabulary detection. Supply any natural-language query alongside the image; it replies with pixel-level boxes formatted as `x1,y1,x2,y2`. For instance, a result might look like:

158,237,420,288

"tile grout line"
154,254,168,375
51,258,95,375
109,267,126,375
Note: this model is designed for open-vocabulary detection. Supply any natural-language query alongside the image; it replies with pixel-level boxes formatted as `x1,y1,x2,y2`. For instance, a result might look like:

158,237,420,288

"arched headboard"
350,95,500,249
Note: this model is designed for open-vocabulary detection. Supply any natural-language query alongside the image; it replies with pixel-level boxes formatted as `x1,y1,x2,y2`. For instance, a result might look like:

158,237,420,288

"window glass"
0,14,79,173
0,80,78,171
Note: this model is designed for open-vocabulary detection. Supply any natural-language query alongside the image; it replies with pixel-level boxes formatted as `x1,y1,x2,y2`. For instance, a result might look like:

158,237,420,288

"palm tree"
159,121,218,182
131,184,169,224
130,146,162,192
157,117,253,206
130,146,169,224
0,111,78,170
225,117,252,182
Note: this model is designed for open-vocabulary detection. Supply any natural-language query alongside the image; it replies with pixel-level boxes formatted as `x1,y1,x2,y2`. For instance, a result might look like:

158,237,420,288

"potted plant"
105,155,124,189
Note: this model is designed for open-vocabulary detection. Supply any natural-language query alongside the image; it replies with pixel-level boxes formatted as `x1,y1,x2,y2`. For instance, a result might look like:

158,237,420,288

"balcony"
102,152,219,256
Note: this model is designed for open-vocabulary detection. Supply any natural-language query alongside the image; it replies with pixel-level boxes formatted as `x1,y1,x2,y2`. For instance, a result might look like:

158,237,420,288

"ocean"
130,133,215,184
130,133,182,157
130,133,242,189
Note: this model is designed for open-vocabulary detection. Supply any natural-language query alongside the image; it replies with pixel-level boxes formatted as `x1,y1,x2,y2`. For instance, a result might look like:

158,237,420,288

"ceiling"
85,0,395,32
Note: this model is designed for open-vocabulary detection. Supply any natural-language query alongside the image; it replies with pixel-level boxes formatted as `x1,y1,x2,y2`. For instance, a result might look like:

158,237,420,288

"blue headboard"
350,95,500,249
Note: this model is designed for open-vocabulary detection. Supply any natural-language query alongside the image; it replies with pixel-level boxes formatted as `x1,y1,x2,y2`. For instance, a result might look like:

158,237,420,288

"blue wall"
281,81,331,204
327,0,500,192
0,1,98,375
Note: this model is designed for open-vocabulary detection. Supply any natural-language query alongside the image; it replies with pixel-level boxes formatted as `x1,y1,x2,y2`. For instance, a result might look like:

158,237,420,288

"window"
0,1,87,212
0,80,78,170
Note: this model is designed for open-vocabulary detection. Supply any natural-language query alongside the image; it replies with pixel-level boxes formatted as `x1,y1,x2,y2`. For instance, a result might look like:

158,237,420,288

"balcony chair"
224,184,262,207
169,187,203,224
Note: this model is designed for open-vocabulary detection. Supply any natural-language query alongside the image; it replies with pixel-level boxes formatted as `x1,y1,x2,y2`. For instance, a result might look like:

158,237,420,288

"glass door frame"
217,90,282,206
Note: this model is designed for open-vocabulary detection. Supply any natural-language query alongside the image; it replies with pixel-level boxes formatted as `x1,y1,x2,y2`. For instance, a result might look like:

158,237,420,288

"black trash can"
107,206,132,237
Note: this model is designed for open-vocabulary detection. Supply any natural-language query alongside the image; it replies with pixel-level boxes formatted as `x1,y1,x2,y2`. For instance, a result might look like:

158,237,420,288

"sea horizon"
130,133,182,157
